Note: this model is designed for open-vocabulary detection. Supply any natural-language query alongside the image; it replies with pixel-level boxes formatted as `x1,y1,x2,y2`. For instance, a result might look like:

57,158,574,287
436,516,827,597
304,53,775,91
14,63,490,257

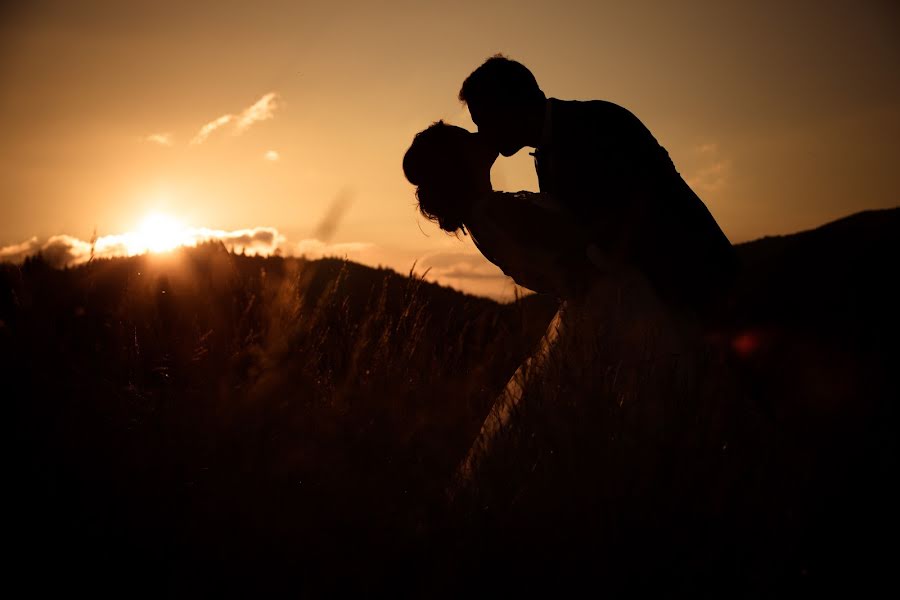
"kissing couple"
403,55,742,479
403,54,739,319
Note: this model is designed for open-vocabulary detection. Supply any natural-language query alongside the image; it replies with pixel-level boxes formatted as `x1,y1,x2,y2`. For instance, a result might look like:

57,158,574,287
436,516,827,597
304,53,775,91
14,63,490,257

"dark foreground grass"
3,241,897,596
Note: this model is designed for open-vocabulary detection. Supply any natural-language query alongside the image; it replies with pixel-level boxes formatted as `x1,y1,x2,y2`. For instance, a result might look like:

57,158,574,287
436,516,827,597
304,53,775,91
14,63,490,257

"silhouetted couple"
403,55,738,319
405,55,741,484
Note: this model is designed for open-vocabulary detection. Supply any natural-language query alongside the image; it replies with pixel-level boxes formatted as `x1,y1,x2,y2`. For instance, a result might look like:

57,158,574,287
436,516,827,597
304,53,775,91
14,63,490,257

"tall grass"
3,243,553,592
2,241,895,595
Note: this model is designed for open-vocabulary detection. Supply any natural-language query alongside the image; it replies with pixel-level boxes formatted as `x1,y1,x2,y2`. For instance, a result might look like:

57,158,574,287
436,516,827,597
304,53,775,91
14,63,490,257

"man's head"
459,55,547,157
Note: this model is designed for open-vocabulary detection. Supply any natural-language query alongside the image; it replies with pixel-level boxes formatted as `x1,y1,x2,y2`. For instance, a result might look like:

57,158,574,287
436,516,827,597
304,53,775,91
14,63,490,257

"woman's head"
403,121,497,234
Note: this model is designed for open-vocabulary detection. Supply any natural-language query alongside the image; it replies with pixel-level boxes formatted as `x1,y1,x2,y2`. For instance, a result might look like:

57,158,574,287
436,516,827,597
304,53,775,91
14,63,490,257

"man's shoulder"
548,97,657,146
549,97,638,123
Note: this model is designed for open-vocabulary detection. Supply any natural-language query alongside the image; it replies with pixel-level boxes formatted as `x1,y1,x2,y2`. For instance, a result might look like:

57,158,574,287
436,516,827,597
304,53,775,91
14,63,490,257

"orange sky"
1,0,898,299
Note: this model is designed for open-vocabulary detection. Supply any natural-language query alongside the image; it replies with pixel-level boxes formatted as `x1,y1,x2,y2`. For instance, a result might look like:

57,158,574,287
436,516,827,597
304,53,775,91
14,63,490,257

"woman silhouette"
403,121,656,485
403,121,627,300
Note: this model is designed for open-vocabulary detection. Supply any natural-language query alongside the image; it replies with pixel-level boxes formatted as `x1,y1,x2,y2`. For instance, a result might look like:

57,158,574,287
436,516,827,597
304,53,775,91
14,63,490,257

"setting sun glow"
128,213,189,254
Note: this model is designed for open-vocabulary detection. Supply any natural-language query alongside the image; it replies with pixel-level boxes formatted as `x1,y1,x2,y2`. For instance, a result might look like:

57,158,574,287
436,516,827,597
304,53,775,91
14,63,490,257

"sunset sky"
2,0,898,299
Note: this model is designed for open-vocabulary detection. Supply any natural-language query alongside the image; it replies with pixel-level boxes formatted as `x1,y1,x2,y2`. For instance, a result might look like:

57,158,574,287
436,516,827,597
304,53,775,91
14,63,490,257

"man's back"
537,98,740,316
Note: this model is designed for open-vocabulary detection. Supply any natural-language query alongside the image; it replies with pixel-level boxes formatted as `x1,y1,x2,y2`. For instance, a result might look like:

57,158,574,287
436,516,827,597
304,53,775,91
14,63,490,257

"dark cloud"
216,228,278,247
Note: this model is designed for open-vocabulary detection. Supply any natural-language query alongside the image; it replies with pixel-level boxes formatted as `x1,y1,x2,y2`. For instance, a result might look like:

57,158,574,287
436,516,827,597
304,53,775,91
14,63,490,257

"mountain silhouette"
733,207,899,340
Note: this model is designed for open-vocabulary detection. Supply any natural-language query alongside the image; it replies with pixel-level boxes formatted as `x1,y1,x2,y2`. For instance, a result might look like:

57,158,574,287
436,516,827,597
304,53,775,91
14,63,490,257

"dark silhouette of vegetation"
3,209,897,595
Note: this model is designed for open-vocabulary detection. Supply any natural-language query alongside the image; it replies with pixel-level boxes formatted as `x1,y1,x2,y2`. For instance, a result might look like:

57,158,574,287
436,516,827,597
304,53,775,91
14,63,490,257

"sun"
129,212,189,254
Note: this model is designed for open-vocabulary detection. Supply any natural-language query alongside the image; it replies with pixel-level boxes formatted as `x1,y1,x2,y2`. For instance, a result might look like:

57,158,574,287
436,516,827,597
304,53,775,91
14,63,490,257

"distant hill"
505,206,900,356
731,207,900,351
736,207,899,264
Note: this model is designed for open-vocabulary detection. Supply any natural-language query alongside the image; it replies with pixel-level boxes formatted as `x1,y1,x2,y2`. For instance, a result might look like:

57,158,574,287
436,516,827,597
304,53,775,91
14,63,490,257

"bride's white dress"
452,190,684,489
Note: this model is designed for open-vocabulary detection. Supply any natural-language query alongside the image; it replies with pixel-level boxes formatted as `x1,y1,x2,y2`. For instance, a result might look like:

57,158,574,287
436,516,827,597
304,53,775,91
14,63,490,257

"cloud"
687,161,731,194
0,236,41,263
418,250,508,281
0,228,522,300
236,92,279,132
196,226,283,251
413,249,532,300
0,235,91,268
264,150,280,161
686,143,731,194
191,114,236,145
145,132,173,146
293,239,374,258
0,226,378,270
41,235,93,268
190,92,280,145
0,236,40,258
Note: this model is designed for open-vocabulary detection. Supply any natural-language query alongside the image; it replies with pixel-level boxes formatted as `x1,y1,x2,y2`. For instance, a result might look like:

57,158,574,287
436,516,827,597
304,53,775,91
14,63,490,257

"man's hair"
459,54,544,107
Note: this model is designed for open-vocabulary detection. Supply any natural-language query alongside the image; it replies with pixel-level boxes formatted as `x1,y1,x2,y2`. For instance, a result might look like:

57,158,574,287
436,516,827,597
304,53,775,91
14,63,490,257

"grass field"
4,210,898,595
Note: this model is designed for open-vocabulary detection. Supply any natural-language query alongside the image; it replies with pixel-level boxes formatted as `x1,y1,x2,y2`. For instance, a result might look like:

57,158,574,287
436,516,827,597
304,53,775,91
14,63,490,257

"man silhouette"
460,54,739,318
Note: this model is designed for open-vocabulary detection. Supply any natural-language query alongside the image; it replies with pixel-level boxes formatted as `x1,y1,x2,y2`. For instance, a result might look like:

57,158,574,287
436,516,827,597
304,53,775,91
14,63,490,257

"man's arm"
473,191,615,297
483,191,589,258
